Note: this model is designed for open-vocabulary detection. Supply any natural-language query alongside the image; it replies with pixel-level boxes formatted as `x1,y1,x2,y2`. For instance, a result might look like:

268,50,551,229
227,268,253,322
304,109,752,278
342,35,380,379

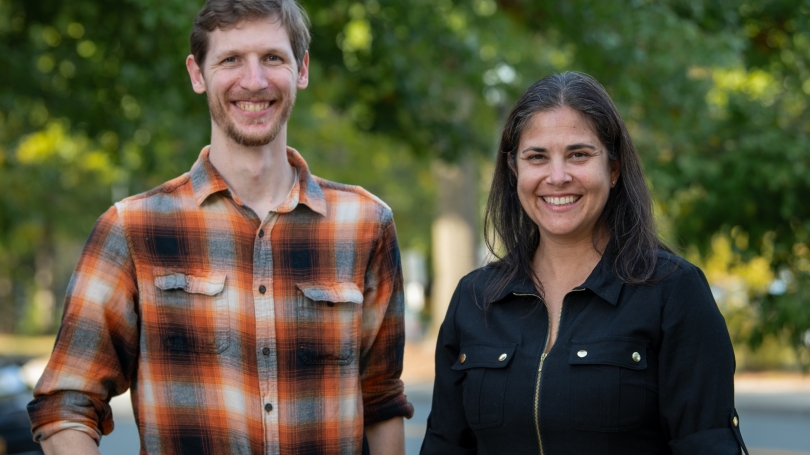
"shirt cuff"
363,392,414,426
33,422,102,445
668,428,744,455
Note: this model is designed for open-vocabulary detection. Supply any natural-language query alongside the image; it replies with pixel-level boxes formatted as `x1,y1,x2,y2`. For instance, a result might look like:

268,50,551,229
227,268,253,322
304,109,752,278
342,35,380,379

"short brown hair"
190,0,311,70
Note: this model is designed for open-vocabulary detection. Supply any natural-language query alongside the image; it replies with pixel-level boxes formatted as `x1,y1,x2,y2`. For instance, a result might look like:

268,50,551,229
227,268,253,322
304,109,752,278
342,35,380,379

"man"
27,1,413,453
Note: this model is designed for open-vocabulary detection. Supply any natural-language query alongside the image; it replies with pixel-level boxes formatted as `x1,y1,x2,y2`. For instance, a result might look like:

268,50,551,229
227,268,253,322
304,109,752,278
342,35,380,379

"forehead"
522,107,598,141
207,16,293,56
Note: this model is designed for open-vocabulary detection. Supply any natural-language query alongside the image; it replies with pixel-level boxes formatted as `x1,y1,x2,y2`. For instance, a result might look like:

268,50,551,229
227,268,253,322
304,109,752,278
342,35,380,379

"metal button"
733,416,738,427
258,230,265,238
577,350,588,358
259,285,266,294
262,347,270,356
265,403,273,412
632,352,641,362
498,353,508,362
460,353,466,363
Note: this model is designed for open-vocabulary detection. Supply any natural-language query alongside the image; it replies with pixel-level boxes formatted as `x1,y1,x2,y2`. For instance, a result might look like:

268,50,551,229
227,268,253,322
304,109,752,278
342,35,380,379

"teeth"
543,196,579,206
236,101,270,112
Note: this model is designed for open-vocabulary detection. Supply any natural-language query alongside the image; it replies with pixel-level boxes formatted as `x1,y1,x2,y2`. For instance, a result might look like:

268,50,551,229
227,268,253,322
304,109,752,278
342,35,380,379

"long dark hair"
483,71,667,303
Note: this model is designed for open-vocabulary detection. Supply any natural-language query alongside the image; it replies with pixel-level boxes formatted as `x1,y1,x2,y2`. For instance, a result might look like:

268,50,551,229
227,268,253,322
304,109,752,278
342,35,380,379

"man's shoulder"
312,175,392,217
113,173,193,215
120,174,191,203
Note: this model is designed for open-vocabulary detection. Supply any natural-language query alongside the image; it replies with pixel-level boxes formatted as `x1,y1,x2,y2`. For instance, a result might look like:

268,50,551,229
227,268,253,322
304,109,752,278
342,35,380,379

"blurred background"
1,0,810,454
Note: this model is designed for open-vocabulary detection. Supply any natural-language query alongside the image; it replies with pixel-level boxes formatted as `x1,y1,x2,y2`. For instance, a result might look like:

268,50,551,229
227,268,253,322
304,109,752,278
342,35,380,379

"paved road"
99,385,810,455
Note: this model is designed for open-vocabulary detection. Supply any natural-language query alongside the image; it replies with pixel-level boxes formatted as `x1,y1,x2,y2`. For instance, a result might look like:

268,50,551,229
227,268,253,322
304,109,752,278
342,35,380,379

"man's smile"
234,100,273,112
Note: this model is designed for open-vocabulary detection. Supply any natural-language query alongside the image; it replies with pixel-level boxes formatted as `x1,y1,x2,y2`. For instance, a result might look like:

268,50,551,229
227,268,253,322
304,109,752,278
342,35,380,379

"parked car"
0,356,42,455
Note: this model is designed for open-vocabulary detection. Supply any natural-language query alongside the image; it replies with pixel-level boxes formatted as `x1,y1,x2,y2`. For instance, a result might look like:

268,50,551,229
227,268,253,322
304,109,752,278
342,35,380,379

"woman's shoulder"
454,264,502,301
651,248,705,283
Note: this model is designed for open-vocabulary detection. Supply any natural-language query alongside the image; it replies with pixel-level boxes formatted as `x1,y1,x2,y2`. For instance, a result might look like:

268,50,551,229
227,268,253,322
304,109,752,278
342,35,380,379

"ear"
610,159,621,187
186,54,207,94
296,51,310,90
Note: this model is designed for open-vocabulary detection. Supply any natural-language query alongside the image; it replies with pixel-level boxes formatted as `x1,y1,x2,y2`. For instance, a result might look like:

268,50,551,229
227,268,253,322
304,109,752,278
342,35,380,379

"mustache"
227,90,278,101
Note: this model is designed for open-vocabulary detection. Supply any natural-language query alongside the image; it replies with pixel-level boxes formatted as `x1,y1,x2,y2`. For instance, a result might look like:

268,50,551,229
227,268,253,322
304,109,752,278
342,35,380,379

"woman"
420,72,748,455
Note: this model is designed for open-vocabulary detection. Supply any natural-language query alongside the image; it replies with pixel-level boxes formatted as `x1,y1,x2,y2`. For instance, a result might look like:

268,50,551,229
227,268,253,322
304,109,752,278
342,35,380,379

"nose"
240,58,269,92
545,158,571,186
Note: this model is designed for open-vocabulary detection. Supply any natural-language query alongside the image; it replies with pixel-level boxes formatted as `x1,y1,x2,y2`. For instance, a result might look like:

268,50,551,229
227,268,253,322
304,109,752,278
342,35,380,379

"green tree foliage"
1,0,809,366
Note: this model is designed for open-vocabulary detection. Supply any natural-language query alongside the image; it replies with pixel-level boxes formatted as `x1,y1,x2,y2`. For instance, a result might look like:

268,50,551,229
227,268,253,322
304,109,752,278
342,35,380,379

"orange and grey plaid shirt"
29,146,414,454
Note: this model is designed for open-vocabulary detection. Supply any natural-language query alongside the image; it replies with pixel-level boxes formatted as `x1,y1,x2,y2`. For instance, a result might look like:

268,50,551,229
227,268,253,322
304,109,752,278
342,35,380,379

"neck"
208,123,295,219
532,230,609,286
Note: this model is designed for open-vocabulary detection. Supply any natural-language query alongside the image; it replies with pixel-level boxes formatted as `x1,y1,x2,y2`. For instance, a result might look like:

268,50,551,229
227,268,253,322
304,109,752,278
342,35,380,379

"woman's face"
515,106,620,246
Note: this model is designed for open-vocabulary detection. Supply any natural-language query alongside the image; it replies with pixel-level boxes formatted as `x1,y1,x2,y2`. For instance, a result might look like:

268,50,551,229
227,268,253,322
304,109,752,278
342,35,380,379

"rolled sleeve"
28,206,139,442
359,212,414,425
658,264,748,454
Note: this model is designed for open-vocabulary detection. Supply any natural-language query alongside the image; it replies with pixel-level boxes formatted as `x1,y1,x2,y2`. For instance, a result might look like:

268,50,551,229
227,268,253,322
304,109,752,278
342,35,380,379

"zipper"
533,317,551,455
532,287,584,455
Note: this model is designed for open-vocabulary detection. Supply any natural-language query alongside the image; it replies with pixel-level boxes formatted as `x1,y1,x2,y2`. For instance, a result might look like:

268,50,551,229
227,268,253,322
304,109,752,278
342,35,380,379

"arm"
28,206,139,444
658,264,748,455
365,417,405,455
420,282,476,455
40,429,100,455
359,213,413,434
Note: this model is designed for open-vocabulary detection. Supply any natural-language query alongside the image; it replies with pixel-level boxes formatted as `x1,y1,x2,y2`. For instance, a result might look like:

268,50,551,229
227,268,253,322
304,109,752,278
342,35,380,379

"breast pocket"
568,337,653,432
154,270,230,354
296,282,363,365
451,343,516,429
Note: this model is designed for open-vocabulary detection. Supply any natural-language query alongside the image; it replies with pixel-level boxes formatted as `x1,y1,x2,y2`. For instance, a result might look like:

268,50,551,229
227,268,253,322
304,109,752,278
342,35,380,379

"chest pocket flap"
296,282,363,304
153,270,229,354
451,343,517,370
568,337,647,370
450,343,517,429
295,282,363,365
154,271,226,296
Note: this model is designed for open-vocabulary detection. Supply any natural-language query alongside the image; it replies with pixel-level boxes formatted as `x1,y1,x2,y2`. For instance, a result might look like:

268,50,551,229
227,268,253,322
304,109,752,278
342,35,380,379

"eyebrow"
520,143,598,154
211,45,291,61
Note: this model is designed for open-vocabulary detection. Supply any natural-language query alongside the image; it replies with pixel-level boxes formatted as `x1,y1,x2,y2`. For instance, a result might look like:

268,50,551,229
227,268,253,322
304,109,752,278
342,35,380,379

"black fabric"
420,250,747,455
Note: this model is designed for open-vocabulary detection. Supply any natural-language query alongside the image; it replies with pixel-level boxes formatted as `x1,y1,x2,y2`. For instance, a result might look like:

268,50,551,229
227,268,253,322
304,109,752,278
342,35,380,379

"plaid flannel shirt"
28,146,414,454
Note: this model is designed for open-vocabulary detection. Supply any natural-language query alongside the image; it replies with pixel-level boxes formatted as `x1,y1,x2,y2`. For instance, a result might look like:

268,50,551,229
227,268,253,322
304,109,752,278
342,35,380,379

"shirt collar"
494,251,623,306
189,146,327,217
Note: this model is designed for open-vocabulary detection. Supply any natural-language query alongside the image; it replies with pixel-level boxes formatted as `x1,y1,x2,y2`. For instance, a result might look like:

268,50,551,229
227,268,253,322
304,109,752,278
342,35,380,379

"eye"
265,54,281,64
222,56,237,64
569,151,591,160
525,153,546,163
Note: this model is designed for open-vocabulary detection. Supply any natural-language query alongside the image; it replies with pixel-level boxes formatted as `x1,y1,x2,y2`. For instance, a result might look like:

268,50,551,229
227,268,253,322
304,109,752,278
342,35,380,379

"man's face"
187,17,309,147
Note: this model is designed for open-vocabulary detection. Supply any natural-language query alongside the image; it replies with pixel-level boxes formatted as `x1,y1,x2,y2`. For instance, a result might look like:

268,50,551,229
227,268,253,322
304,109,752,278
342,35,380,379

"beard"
207,89,296,147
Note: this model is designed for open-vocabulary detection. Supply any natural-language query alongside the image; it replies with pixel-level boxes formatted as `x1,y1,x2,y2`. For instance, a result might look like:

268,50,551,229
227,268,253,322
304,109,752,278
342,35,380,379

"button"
632,352,641,362
327,302,335,307
498,353,508,362
577,350,588,358
259,285,266,294
265,403,273,412
460,353,466,363
258,230,265,238
732,416,738,427
262,347,270,356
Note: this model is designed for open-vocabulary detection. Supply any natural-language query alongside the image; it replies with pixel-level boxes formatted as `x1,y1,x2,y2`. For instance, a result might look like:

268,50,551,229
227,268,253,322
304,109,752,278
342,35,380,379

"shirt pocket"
295,282,363,365
154,270,231,354
451,343,517,429
568,337,652,432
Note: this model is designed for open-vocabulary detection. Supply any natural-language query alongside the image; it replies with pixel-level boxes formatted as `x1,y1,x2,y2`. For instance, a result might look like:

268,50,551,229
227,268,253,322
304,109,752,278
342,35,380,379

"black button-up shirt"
421,250,748,455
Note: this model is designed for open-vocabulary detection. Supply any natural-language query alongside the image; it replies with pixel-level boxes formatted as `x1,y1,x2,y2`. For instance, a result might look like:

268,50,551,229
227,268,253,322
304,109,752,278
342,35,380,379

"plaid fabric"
28,147,413,455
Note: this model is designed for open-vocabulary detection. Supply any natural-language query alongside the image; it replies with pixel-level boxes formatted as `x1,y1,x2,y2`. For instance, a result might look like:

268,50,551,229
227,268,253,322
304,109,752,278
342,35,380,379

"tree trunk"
430,158,478,334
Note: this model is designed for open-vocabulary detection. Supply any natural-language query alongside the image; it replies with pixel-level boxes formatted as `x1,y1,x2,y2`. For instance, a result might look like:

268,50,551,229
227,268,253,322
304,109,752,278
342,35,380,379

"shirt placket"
254,212,281,455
